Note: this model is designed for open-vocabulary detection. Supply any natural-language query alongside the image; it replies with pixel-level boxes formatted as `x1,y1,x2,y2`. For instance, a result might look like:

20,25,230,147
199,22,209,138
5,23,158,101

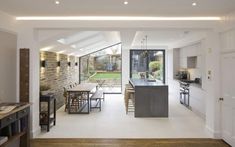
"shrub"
149,61,160,72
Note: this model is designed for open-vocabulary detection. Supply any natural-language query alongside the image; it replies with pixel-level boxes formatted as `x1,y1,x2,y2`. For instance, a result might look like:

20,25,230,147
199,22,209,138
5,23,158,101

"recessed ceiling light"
192,2,197,6
55,0,60,5
124,1,128,5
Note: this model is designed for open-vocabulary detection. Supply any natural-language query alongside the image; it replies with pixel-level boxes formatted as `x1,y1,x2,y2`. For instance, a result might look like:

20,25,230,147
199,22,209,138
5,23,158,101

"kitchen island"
129,78,168,117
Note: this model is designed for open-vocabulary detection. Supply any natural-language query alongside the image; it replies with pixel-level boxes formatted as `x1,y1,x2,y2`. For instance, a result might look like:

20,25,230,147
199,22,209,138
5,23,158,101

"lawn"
90,72,121,79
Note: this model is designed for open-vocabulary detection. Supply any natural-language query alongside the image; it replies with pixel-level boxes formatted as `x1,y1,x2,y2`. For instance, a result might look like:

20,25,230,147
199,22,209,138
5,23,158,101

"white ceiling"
132,30,206,47
0,0,235,17
39,30,121,56
38,29,207,56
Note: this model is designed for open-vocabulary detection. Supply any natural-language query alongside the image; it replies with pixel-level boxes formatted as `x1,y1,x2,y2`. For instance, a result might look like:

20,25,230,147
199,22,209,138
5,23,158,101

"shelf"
40,95,56,132
1,131,26,147
40,117,55,125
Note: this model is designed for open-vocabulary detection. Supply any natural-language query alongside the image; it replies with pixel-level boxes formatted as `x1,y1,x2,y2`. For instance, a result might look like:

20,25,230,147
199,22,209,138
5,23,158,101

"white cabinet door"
221,52,235,147
190,86,205,117
180,57,187,69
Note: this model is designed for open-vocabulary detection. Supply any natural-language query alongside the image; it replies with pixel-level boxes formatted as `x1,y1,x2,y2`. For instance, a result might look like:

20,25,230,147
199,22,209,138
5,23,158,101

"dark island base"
129,79,169,117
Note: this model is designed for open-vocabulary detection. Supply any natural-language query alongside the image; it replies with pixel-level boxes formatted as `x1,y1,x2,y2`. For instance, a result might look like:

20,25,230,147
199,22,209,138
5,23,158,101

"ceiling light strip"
16,16,221,21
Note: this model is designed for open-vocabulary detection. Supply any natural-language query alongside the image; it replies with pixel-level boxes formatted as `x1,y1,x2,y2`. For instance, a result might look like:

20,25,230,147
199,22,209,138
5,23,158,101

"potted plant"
40,84,51,96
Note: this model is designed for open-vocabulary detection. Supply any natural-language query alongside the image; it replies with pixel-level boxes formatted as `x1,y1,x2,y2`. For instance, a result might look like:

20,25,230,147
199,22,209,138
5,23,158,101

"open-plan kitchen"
0,1,235,147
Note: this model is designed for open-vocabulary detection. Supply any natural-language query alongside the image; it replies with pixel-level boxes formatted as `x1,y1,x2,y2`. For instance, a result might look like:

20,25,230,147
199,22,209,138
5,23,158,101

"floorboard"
31,138,231,147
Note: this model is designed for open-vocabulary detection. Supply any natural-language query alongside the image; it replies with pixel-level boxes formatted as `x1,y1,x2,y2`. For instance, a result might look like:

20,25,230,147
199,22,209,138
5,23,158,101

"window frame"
129,49,166,83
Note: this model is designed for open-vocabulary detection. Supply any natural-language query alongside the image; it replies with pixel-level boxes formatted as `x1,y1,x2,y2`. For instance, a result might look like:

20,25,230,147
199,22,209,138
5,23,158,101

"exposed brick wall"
40,51,79,109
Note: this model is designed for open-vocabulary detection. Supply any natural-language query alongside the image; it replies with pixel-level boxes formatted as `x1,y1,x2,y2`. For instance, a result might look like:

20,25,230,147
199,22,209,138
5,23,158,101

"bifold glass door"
130,50,165,83
79,44,122,93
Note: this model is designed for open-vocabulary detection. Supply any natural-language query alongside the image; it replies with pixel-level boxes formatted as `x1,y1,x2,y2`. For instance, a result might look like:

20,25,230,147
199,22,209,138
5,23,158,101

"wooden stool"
124,85,135,114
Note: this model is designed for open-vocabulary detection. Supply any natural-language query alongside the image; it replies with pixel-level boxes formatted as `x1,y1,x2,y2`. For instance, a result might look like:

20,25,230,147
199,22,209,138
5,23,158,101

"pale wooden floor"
31,138,231,147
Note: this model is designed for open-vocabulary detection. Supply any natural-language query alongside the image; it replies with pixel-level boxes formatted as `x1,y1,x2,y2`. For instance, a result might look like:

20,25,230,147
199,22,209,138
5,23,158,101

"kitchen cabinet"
130,79,168,117
187,56,197,68
189,86,206,119
180,57,187,69
0,103,30,147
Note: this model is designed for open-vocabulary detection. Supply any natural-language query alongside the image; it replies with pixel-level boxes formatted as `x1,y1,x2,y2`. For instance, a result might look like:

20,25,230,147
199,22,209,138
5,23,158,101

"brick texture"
40,51,79,109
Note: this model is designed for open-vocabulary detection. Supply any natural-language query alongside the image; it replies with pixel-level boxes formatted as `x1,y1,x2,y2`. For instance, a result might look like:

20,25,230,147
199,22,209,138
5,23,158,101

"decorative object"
40,84,51,95
75,62,78,66
41,60,47,68
20,48,30,102
57,61,61,67
68,62,71,66
140,35,148,58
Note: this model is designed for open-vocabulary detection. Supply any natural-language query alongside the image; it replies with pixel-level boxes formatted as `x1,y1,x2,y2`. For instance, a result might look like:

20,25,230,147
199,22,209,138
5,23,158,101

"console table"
0,103,30,147
40,94,56,132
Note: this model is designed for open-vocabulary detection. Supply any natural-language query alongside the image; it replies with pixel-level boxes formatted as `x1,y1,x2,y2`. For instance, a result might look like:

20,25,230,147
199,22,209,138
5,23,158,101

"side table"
39,94,56,132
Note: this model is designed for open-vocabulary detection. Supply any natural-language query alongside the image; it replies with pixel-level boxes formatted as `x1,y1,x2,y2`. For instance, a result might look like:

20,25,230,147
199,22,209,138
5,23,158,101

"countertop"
190,83,202,89
175,79,203,89
130,78,167,87
0,103,30,119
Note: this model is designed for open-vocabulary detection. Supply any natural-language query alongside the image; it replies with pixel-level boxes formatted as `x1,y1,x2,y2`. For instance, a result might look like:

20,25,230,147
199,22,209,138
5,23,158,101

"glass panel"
148,51,164,81
131,51,147,79
80,44,122,93
130,50,165,83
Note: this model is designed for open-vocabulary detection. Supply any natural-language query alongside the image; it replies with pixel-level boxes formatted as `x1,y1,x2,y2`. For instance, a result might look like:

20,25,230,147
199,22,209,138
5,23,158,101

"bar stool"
124,84,135,114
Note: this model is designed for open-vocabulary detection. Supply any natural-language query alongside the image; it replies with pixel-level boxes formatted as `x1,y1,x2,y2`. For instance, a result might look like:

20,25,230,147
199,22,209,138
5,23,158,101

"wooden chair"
63,87,68,112
90,90,104,111
64,87,80,112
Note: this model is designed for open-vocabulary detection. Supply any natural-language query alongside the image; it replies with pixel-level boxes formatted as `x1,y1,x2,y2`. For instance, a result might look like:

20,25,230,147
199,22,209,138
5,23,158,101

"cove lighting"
40,46,54,51
68,53,75,56
57,50,65,54
16,16,221,21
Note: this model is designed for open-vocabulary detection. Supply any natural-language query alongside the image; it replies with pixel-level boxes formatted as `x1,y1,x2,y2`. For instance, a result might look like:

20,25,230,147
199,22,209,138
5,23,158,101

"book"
0,136,8,145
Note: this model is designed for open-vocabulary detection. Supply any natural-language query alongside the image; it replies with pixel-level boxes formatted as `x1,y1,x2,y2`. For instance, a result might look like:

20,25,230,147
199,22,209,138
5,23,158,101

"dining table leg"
87,92,90,113
68,92,71,114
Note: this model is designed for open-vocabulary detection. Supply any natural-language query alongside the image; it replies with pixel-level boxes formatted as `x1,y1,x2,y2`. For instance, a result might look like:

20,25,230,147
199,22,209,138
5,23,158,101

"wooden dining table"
66,83,98,114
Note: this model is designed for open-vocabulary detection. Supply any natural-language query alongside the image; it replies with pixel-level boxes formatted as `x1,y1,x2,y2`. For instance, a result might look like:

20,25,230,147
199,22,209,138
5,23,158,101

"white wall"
17,28,41,137
121,48,130,93
0,31,17,102
0,11,18,103
0,11,17,33
204,31,221,138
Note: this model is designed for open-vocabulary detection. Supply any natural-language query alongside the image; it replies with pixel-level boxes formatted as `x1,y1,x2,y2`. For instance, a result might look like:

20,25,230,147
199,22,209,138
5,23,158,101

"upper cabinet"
187,56,197,68
180,57,187,69
179,43,201,69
